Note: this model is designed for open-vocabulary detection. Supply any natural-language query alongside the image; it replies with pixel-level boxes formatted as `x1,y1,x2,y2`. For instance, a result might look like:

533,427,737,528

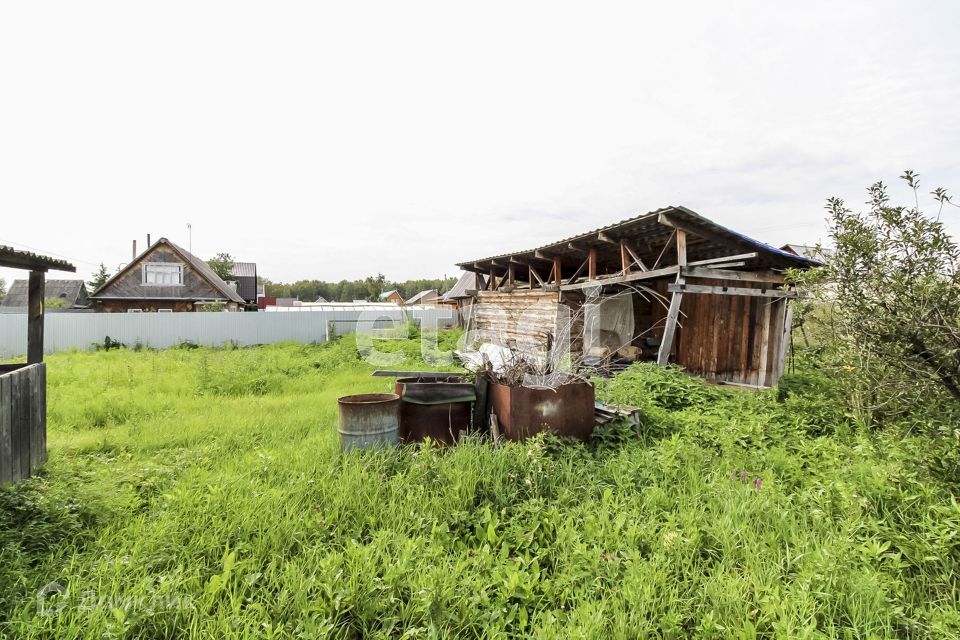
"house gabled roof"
406,289,437,305
379,289,400,300
91,238,246,304
442,271,486,301
458,205,820,277
1,279,89,308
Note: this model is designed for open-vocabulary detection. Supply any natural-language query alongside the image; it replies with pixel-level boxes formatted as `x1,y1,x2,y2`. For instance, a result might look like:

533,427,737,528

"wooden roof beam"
687,252,758,267
668,282,797,298
598,232,618,245
560,264,681,291
682,266,785,284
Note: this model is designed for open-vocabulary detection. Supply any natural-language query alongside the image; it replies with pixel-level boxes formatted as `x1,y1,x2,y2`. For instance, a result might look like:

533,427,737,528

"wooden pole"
552,257,561,284
656,230,687,366
620,241,629,273
27,270,44,365
757,300,773,387
588,246,597,280
675,228,687,267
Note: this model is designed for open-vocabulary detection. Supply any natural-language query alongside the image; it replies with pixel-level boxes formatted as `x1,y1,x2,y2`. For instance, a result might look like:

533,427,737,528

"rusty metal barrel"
337,393,401,451
395,376,475,445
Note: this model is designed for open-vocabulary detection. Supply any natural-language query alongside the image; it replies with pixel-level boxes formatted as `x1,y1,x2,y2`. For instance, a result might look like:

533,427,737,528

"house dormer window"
142,263,184,285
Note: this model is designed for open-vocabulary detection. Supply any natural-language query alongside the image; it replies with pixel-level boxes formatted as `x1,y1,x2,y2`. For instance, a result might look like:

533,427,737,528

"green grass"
1,334,958,638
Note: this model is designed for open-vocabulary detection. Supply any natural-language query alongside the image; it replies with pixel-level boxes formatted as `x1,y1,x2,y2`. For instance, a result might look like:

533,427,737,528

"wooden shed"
0,245,76,484
457,206,818,387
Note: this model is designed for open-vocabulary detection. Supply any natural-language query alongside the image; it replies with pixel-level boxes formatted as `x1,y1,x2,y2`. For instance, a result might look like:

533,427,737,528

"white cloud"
1,0,958,286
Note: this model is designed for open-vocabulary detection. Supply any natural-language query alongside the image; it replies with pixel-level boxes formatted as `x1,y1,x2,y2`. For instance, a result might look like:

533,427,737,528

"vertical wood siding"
0,363,46,485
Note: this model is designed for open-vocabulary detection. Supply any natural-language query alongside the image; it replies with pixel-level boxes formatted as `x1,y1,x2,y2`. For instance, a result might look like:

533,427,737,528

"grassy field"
1,333,959,639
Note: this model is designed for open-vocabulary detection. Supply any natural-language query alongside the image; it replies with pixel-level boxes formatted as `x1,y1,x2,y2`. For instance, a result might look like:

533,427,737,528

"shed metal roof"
457,205,818,278
230,262,257,278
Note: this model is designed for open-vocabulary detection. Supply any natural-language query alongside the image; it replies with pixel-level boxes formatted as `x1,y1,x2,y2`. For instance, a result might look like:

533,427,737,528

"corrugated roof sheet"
0,245,76,272
442,271,486,301
230,262,257,278
458,205,819,274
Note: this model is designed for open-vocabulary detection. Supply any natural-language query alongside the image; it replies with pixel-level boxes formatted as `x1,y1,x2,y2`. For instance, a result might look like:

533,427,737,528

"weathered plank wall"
472,291,560,353
0,363,46,485
674,277,789,386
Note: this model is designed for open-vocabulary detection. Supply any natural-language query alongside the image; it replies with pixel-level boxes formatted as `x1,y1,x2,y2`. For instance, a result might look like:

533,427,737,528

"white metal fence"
0,308,458,358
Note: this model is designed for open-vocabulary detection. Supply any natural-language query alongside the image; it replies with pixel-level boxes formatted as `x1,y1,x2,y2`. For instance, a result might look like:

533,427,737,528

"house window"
127,308,143,313
142,263,183,285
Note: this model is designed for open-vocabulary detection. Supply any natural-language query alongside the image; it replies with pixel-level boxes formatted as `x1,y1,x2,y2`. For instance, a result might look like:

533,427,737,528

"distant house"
1,279,90,311
229,262,258,307
379,290,404,304
779,244,821,261
90,237,246,312
439,272,485,324
315,295,328,303
406,289,438,306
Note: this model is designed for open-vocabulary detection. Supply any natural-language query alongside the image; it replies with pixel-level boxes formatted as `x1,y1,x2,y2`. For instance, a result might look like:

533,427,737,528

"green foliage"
0,337,958,637
206,252,235,283
198,300,226,312
87,263,111,293
795,171,960,422
43,297,65,309
0,277,6,302
262,275,458,303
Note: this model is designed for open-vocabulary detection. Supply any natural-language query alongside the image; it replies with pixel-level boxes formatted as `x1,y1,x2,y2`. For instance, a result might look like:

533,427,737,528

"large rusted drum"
488,381,595,442
337,393,401,451
395,375,475,445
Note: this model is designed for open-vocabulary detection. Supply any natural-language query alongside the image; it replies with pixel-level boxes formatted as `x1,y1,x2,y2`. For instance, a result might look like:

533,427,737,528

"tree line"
260,274,457,303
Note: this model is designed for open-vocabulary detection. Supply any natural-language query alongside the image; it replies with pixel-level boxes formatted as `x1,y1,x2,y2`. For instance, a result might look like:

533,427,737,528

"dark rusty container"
337,393,401,451
395,375,475,445
489,381,595,442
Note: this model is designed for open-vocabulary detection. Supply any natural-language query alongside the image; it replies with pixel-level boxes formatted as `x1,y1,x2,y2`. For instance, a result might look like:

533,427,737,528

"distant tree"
256,274,459,302
88,262,111,292
207,253,236,282
364,273,387,301
44,297,65,309
0,278,6,302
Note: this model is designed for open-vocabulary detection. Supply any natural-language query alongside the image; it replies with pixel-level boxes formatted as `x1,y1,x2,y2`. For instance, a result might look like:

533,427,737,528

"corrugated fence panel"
0,309,457,358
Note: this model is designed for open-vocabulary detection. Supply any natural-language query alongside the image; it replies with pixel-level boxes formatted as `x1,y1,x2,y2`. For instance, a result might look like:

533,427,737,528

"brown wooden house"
457,206,819,387
90,238,246,312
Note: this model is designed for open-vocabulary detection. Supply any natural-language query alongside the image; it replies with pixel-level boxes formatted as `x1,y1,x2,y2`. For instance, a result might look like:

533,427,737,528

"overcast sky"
1,1,958,287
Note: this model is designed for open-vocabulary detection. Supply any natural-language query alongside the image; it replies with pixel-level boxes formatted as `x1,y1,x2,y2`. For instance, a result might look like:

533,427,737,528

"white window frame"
127,308,143,313
142,262,184,286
